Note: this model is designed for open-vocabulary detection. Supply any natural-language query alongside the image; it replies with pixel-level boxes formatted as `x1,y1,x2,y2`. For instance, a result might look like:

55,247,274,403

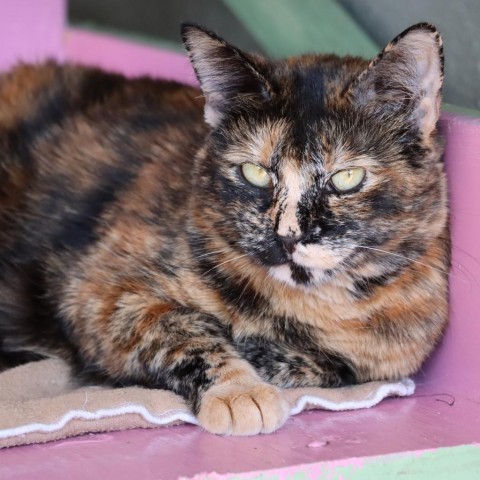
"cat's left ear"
349,23,444,140
181,23,272,128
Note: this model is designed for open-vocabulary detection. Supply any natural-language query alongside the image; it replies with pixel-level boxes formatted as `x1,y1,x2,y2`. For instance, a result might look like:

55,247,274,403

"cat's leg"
237,335,357,389
68,300,289,435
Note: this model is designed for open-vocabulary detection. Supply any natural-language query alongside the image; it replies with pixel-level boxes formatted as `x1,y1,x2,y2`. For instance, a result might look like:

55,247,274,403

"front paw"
197,381,289,435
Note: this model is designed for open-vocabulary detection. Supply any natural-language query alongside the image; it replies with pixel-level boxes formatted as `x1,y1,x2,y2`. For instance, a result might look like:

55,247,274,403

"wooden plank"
223,2,480,117
443,103,480,118
222,0,378,58
0,0,65,71
65,28,196,84
189,444,480,479
427,112,480,394
69,23,184,53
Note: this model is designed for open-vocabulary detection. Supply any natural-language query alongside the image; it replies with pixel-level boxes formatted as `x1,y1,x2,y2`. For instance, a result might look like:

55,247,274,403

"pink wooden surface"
1,390,479,480
65,28,197,85
0,0,65,71
0,5,480,479
418,113,480,396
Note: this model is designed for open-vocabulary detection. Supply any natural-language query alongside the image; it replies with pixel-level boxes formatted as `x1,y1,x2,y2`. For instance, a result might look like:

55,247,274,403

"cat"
0,22,449,435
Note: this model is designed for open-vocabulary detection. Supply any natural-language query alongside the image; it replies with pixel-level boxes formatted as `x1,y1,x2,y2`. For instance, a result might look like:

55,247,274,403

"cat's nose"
278,235,299,254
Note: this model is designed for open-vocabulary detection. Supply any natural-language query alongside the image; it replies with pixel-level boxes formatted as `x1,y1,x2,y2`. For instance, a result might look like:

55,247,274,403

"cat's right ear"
181,23,272,128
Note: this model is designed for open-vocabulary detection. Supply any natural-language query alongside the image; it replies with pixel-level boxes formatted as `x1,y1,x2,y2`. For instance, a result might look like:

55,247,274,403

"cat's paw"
197,381,289,435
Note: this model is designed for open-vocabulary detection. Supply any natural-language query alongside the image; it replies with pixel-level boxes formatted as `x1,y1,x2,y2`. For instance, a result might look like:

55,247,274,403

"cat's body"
0,23,449,434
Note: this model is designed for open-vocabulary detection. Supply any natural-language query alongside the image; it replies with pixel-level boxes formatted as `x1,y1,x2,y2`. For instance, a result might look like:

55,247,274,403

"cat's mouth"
268,260,333,287
288,261,314,284
266,243,350,287
291,244,345,271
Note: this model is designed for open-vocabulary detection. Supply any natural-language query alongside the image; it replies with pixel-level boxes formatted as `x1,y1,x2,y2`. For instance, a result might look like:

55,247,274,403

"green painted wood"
222,0,378,58
69,21,480,118
443,103,480,118
195,444,480,480
318,444,480,480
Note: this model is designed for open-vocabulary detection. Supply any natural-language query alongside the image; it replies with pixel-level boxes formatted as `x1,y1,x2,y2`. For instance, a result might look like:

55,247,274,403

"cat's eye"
330,168,366,193
241,163,272,188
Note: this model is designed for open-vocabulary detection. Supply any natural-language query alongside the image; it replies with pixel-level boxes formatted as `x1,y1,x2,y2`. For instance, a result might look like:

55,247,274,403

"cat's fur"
0,23,449,435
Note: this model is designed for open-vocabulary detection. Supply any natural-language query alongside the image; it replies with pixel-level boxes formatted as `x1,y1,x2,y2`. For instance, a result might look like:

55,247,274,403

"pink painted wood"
65,28,197,86
0,0,65,71
0,4,479,479
419,113,480,396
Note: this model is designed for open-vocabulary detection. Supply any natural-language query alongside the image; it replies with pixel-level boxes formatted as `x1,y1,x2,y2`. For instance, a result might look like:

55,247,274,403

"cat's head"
182,23,447,288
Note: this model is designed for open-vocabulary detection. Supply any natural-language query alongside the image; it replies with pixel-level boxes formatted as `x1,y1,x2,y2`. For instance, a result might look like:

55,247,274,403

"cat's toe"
197,382,289,436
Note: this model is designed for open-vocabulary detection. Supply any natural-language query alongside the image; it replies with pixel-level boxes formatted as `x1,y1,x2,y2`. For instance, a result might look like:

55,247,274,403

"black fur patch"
353,274,391,299
238,335,356,388
48,166,136,252
290,263,312,284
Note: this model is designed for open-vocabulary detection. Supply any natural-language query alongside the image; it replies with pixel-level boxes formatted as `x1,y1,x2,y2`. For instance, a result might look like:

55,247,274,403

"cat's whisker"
451,211,480,217
356,245,471,286
193,249,232,260
447,256,480,293
201,253,251,278
356,245,447,272
450,243,480,269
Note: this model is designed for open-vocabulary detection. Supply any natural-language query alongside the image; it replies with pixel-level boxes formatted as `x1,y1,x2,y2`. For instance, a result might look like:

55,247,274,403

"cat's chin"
268,263,332,289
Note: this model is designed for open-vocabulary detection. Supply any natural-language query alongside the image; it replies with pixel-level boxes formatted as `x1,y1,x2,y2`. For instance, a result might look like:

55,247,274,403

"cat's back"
0,62,205,255
0,61,205,173
0,61,203,121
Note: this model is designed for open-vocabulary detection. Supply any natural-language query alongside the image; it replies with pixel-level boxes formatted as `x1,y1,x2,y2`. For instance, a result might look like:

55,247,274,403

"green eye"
331,167,366,192
241,163,272,188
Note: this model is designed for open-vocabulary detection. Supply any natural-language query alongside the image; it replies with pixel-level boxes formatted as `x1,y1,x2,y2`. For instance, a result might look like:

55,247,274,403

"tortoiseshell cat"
0,23,449,435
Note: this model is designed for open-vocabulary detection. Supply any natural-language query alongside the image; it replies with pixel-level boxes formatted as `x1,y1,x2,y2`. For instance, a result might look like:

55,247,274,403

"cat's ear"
181,23,272,128
349,23,444,139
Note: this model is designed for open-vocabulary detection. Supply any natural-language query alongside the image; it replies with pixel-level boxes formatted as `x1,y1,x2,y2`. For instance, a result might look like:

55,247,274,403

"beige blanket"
0,358,414,448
